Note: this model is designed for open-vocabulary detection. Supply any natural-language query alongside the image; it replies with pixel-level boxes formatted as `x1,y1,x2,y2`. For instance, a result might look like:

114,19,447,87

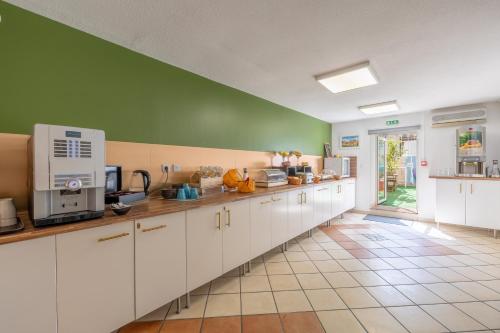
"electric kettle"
132,170,151,195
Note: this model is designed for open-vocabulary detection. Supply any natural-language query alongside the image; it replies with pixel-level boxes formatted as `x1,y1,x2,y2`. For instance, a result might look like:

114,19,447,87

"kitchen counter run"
0,178,354,245
429,175,500,181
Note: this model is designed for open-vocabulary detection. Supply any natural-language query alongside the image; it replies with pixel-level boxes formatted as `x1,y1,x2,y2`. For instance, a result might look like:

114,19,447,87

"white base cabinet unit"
0,236,57,333
300,187,315,232
250,195,273,257
314,183,332,226
466,180,500,229
56,221,135,333
250,192,290,256
435,179,500,231
287,187,316,237
222,200,251,272
435,179,466,225
135,212,186,319
287,189,303,238
186,204,224,291
332,178,356,217
271,192,288,247
187,200,250,291
342,178,356,212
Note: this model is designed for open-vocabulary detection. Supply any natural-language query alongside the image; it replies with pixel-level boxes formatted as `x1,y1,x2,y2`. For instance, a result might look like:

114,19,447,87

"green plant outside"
386,138,402,175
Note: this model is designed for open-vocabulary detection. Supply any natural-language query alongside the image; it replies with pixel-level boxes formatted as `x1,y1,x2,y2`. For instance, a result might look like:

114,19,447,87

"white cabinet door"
0,236,57,333
187,205,223,290
222,200,250,273
314,184,331,226
342,179,356,212
250,195,273,257
332,181,343,217
301,187,315,231
271,192,288,247
465,180,500,229
57,222,135,333
435,179,466,225
135,212,186,319
287,190,303,239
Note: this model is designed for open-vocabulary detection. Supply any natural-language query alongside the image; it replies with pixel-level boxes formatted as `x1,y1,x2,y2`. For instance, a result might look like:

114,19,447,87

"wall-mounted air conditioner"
431,104,487,128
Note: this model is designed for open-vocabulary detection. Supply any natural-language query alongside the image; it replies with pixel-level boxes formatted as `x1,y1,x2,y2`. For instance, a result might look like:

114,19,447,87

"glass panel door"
377,136,387,204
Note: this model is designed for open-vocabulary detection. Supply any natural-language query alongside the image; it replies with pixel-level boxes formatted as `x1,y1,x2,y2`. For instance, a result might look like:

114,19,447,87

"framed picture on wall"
324,143,332,157
340,135,360,149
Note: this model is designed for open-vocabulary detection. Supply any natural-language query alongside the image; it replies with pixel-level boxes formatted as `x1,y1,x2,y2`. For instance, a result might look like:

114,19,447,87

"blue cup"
176,188,186,200
182,184,191,199
190,188,199,199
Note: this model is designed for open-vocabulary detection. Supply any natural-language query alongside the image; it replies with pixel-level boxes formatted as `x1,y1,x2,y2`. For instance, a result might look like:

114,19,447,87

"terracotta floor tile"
325,233,352,242
347,248,378,259
242,314,283,333
201,316,241,333
338,241,363,250
119,321,162,333
160,318,202,333
279,312,324,333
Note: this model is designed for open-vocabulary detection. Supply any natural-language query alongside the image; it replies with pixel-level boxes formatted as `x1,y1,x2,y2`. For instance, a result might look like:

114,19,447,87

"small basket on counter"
287,176,302,185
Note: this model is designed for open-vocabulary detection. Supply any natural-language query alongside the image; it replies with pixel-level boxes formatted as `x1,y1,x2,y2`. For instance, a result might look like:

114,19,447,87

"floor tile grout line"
316,222,500,332
261,256,288,333
137,214,500,333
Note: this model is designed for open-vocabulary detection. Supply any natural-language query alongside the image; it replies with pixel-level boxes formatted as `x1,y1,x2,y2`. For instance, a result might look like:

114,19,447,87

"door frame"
372,131,419,214
377,135,388,204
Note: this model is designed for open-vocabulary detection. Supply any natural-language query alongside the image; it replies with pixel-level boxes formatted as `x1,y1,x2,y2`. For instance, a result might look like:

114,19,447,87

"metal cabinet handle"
98,232,130,242
318,188,328,191
459,183,462,193
216,211,222,230
225,209,231,227
303,192,307,204
260,200,272,205
299,193,303,204
470,183,473,194
142,225,166,233
272,197,282,202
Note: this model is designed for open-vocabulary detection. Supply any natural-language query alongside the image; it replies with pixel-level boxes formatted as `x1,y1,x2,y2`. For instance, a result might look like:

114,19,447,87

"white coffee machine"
29,124,106,227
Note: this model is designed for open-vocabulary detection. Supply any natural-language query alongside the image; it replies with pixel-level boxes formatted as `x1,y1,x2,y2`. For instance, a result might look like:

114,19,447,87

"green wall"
0,2,331,155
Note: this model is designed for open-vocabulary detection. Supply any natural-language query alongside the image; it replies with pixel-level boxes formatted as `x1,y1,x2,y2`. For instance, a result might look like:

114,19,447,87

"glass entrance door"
377,136,387,204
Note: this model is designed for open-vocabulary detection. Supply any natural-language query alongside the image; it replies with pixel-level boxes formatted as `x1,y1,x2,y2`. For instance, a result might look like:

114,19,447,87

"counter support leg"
247,260,252,273
176,298,181,314
186,292,191,308
494,229,497,239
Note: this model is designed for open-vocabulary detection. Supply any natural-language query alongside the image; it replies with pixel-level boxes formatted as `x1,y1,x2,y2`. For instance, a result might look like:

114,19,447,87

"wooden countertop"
429,175,500,181
0,178,354,245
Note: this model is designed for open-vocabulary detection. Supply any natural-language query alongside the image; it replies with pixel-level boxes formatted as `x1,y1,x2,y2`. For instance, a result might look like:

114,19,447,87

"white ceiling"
7,0,500,123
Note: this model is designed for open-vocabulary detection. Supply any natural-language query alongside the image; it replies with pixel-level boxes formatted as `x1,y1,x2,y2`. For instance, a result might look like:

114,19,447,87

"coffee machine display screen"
65,130,81,138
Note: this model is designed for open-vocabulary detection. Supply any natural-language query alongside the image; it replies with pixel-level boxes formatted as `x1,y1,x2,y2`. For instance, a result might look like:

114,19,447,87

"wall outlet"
161,163,169,174
172,164,181,172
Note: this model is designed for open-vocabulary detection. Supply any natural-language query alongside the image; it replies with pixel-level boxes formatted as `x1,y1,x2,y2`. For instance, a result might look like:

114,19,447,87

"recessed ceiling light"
315,61,378,93
359,100,399,115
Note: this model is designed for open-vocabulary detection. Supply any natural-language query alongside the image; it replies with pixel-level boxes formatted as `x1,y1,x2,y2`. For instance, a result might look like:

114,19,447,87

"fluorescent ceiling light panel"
315,61,378,93
359,100,399,115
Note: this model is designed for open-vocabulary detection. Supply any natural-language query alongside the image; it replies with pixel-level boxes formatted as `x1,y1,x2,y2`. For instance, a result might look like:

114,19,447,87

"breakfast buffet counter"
1,178,354,245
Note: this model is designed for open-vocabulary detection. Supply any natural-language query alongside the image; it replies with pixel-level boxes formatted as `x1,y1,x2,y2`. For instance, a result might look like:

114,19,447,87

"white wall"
332,102,500,220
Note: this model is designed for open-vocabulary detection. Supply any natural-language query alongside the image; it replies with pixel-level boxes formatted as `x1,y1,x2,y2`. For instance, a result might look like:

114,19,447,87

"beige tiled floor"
122,212,500,333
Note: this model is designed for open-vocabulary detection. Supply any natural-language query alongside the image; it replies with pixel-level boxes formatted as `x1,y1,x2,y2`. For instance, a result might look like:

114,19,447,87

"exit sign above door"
386,120,399,126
